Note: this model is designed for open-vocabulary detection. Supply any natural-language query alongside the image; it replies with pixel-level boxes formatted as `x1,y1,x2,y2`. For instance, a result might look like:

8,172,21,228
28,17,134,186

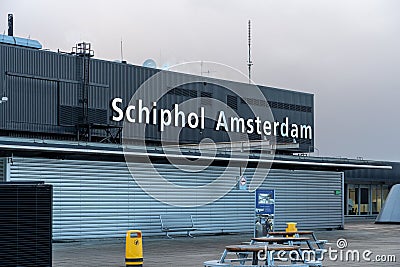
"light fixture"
0,96,8,103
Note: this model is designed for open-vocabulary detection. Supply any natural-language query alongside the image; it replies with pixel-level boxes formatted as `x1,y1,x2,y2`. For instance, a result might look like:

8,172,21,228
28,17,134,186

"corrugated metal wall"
244,169,343,229
9,157,343,240
0,158,5,181
0,43,314,152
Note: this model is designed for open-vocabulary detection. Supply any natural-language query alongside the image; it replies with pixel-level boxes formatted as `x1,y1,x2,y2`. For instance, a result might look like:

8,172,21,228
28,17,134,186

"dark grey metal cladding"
0,44,77,135
0,43,314,151
345,162,400,185
242,85,314,151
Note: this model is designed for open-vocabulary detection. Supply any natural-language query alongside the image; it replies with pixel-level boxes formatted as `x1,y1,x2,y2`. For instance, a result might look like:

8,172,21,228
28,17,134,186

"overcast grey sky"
1,0,400,161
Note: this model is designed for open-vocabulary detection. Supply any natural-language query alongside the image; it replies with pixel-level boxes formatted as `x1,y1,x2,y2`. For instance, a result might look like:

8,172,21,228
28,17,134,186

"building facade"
344,163,400,216
0,39,393,240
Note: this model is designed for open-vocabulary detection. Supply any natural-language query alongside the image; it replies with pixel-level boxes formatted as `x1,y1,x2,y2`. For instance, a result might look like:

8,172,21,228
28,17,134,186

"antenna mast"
247,20,253,83
120,38,124,62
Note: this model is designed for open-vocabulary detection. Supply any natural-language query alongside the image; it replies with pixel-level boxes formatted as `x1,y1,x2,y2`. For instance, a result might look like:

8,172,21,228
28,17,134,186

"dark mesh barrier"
0,182,52,267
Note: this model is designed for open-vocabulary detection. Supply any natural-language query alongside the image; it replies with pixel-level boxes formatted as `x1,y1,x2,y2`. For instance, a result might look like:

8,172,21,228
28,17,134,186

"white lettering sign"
111,98,313,139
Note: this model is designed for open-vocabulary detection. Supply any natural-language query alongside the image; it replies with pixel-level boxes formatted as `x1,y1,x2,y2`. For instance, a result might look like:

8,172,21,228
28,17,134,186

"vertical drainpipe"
341,172,345,229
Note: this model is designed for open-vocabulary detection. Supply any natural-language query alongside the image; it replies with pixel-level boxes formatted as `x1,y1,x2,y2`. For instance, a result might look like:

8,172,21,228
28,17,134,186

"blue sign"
238,176,247,190
255,189,275,214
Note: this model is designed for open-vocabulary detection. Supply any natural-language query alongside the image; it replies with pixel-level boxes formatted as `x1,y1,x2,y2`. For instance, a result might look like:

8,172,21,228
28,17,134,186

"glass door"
359,186,370,215
382,185,389,205
347,184,391,216
372,185,382,214
347,185,358,215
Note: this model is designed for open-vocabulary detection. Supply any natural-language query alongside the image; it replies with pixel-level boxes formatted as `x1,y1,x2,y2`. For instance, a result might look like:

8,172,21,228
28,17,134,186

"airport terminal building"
0,35,398,240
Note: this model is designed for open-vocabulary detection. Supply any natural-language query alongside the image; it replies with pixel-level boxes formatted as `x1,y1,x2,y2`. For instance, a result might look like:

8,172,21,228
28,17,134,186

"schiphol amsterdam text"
111,98,312,139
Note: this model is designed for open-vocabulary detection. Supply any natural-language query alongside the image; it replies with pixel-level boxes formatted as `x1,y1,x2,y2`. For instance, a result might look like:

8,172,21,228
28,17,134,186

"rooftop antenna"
247,20,253,83
200,61,216,76
120,37,124,62
8,13,13,36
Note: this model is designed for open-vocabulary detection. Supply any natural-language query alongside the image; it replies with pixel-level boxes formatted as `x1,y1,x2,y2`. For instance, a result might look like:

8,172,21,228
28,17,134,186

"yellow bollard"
286,222,297,237
125,230,143,267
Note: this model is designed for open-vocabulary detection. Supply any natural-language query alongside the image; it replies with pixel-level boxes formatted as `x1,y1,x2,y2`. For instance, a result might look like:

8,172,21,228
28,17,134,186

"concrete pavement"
53,220,400,267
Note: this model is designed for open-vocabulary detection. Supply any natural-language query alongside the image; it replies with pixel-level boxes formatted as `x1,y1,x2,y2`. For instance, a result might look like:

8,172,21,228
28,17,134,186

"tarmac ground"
53,219,399,267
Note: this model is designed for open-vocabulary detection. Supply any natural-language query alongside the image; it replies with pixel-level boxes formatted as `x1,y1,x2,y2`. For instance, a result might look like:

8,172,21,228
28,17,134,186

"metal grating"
59,105,81,126
200,91,212,105
0,158,5,181
227,95,238,110
241,97,313,113
0,182,52,267
59,105,107,126
167,87,198,98
87,108,108,124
